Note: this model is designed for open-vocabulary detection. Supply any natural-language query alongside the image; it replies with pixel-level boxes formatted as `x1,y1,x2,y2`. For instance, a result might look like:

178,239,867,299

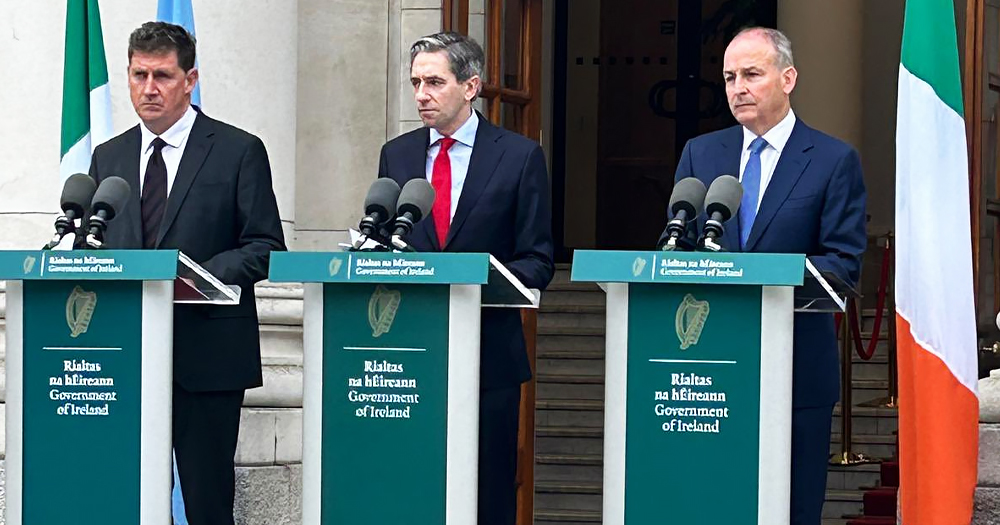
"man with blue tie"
659,27,867,524
377,32,555,525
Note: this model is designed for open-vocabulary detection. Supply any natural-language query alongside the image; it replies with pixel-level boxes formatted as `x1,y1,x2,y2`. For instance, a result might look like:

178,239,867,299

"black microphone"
84,177,131,249
658,177,707,251
359,178,401,237
698,175,743,252
390,179,436,251
44,173,97,249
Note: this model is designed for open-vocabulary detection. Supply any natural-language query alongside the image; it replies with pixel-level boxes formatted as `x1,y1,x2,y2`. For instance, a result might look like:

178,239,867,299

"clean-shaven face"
723,33,796,136
128,50,198,135
410,50,479,136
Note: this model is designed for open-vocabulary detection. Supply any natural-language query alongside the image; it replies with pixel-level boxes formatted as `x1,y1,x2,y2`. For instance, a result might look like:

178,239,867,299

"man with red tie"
377,32,554,525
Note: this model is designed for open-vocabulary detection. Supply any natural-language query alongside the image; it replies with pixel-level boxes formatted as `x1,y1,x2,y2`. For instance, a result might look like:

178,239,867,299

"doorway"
551,0,777,256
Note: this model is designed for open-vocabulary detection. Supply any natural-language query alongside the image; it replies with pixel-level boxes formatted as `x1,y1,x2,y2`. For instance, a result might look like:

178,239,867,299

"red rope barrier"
850,240,893,361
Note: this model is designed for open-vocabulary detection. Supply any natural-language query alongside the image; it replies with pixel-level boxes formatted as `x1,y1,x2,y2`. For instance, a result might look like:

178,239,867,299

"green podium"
572,250,807,525
1,249,241,524
270,251,535,525
0,250,177,524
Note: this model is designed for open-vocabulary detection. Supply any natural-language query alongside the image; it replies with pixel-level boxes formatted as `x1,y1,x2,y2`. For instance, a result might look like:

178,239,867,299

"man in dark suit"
659,27,867,524
377,32,554,525
88,22,285,525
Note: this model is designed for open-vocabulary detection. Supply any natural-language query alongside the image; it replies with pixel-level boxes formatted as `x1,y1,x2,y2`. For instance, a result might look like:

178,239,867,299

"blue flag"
157,0,201,106
159,4,200,524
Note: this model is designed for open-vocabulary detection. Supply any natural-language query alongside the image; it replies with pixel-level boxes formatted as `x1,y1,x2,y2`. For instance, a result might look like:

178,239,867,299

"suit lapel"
714,126,743,252
119,127,144,247
445,114,504,248
156,112,215,247
744,119,812,251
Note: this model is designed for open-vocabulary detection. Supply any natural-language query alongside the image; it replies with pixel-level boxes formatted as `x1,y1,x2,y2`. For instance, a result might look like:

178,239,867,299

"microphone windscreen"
61,173,98,217
704,175,743,221
91,177,132,220
397,178,436,222
669,177,707,218
364,178,401,220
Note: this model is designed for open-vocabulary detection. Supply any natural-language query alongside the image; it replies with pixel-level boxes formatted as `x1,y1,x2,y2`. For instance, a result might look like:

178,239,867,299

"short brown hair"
128,21,197,71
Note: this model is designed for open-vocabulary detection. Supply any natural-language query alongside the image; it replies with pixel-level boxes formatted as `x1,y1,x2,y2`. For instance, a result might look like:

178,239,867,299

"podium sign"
271,251,489,525
322,283,451,523
1,250,176,525
572,251,804,525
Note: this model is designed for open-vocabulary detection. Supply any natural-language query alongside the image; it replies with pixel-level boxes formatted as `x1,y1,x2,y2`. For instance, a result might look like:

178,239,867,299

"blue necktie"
739,137,768,249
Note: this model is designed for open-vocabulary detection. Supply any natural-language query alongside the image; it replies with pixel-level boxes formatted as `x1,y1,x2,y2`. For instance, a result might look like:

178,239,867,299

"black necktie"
141,137,168,249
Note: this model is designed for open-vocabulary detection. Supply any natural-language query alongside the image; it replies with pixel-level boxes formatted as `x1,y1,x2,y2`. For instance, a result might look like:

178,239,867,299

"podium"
269,251,536,525
0,249,236,525
571,250,812,525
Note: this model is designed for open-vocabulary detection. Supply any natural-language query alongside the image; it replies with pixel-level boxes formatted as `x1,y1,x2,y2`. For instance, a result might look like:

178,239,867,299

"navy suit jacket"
89,111,286,392
665,119,867,408
377,114,555,390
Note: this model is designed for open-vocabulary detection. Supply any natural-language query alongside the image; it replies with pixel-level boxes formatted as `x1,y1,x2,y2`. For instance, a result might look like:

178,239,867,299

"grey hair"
410,32,485,98
734,27,794,69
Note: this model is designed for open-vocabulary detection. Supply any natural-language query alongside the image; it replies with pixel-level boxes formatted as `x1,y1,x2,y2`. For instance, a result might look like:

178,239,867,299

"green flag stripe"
901,0,964,116
61,0,90,157
86,0,108,90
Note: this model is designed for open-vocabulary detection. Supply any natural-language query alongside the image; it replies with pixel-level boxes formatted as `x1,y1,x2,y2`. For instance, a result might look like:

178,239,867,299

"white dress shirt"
426,109,479,224
138,104,198,195
739,108,796,213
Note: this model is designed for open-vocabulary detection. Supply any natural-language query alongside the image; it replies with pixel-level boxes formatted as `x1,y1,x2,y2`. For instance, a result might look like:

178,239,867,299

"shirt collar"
429,109,479,149
141,104,198,152
742,108,796,154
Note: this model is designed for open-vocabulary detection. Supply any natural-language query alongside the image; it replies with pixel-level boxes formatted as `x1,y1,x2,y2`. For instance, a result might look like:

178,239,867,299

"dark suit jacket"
662,119,867,408
377,113,555,390
89,110,286,392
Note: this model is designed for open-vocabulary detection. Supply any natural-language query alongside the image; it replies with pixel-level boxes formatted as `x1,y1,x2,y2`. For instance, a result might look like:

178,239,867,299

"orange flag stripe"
897,314,978,524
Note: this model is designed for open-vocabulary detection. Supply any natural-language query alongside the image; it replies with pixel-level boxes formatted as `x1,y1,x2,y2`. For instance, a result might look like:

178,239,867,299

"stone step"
538,311,607,331
536,335,606,355
541,291,606,308
535,508,602,524
539,303,605,315
823,489,865,519
826,463,883,491
546,280,603,293
534,488,871,523
536,425,604,457
832,405,898,436
535,480,603,513
830,433,897,460
537,325,606,337
536,357,606,377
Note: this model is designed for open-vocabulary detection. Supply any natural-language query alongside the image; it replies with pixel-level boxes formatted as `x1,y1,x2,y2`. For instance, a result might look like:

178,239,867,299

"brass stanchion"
860,233,898,409
831,298,876,465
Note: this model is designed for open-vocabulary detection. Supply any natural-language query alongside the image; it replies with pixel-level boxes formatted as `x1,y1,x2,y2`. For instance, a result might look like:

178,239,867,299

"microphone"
390,178,436,251
44,173,97,249
658,177,707,251
84,177,131,249
359,178,401,237
698,175,742,252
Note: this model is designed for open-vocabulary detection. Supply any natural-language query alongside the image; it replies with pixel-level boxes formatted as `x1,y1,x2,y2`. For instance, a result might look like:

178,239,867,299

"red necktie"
431,137,457,247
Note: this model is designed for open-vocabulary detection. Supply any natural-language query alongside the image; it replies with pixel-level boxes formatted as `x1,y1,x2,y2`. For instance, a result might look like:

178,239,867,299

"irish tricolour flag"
895,0,979,522
60,0,112,182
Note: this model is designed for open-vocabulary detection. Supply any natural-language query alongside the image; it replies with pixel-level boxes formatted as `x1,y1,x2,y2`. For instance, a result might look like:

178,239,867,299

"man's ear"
185,67,200,95
465,75,481,102
782,66,797,95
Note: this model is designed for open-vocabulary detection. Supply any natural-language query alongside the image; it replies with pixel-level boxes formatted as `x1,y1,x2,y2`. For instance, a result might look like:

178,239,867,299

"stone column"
294,0,390,250
777,0,864,150
977,371,1000,520
389,1,444,139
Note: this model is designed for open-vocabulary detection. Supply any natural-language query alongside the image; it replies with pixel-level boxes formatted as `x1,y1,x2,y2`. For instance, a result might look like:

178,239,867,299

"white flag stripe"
895,64,978,395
